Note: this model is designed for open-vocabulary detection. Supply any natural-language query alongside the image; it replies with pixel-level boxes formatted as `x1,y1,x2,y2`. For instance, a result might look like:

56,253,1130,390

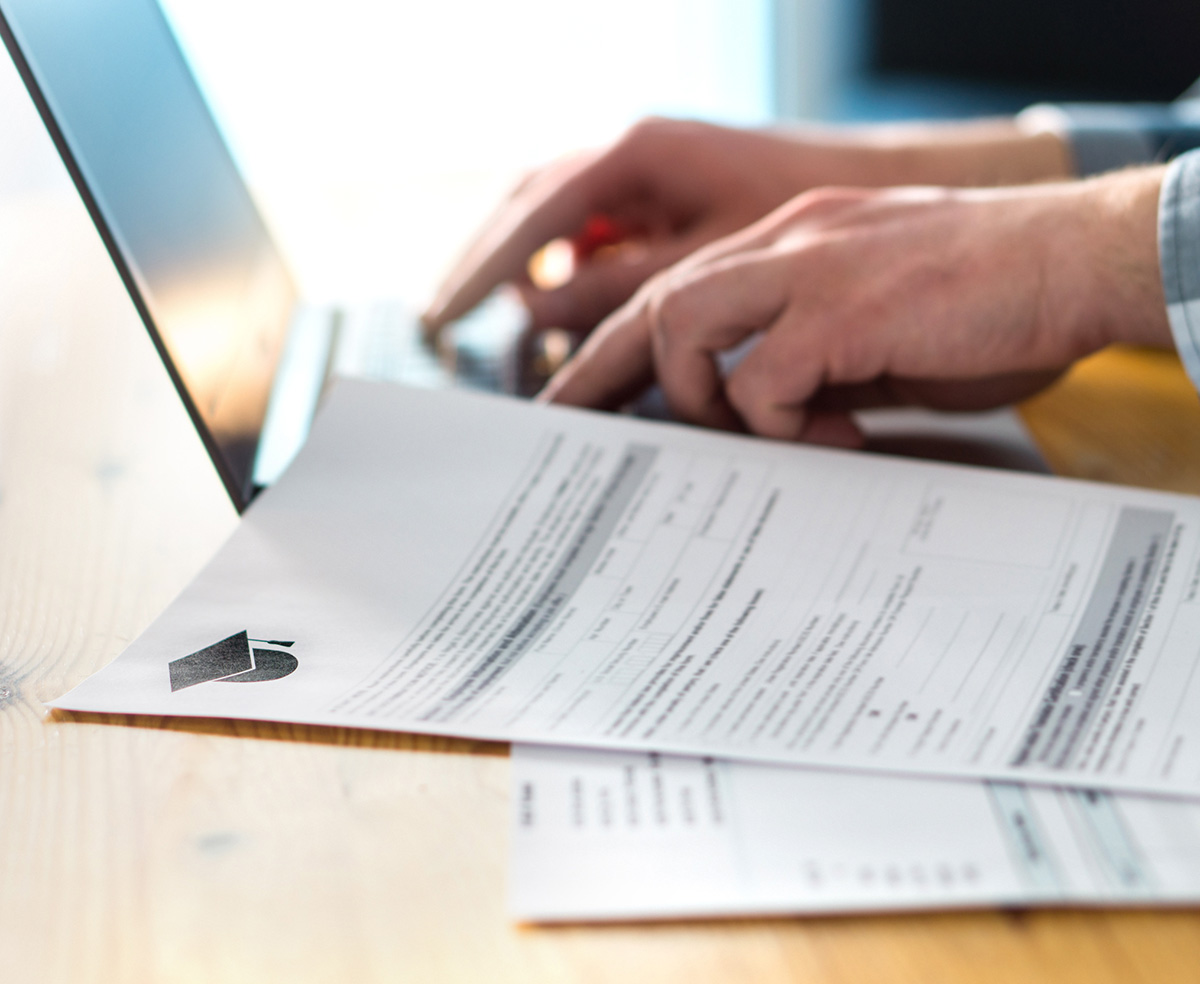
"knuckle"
823,320,880,384
619,116,670,151
782,185,872,222
651,284,696,346
617,116,713,159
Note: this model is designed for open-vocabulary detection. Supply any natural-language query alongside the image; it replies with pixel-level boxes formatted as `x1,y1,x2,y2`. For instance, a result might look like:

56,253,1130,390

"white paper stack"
51,382,1200,922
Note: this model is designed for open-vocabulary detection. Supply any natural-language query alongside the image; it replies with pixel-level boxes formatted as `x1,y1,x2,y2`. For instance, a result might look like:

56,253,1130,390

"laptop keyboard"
332,301,454,388
333,292,526,393
255,291,532,488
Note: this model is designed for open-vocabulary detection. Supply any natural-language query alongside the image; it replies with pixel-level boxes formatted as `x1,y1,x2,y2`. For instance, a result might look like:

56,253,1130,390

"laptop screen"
0,0,297,511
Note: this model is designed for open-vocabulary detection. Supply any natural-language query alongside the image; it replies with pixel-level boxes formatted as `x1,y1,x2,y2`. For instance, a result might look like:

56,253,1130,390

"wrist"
801,119,1075,188
882,123,1073,187
1048,167,1171,354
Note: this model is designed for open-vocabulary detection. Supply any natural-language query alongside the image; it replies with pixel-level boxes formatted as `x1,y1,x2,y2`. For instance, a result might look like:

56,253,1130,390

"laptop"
0,0,1051,517
0,0,535,514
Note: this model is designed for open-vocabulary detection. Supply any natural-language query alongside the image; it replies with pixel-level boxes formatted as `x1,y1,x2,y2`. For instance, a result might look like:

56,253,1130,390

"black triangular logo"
169,631,298,692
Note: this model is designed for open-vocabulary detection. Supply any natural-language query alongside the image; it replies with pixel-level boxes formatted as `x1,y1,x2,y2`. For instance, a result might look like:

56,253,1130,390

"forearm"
776,118,1075,189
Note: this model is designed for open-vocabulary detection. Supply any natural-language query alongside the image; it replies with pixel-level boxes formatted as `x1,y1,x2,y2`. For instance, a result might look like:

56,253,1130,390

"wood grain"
4,95,1200,984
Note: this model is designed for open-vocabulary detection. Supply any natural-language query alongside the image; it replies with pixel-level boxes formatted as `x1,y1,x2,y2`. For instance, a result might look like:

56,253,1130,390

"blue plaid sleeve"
1160,150,1200,396
1021,84,1200,176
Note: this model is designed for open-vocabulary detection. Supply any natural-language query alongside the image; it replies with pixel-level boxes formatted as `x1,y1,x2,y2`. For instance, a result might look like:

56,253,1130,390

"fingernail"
535,376,564,403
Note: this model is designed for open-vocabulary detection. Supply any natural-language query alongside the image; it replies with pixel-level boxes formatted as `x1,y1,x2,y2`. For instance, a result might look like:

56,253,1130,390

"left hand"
540,168,1172,446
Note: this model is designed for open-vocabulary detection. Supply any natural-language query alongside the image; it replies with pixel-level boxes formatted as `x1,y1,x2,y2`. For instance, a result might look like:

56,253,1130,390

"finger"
518,234,711,333
722,313,836,441
726,331,1058,440
538,294,658,410
541,191,870,417
422,156,594,334
805,380,904,413
803,369,1064,415
882,371,1064,410
423,147,636,334
795,411,866,448
648,250,791,430
524,189,808,336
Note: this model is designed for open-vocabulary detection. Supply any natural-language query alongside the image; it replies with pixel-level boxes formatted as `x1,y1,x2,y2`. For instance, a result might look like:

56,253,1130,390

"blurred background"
3,0,1198,307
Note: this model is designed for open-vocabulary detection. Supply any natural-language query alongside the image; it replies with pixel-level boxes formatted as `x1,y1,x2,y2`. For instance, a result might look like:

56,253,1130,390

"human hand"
541,167,1170,447
421,117,1071,340
421,119,831,338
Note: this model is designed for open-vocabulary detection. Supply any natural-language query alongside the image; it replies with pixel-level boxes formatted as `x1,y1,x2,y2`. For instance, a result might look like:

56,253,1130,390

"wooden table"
5,117,1200,984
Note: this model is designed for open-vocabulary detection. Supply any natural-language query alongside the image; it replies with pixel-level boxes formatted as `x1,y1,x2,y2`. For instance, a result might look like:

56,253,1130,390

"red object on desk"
572,214,633,263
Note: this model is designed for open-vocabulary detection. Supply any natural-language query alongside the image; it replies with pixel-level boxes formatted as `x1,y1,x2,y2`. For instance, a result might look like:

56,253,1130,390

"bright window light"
160,0,773,300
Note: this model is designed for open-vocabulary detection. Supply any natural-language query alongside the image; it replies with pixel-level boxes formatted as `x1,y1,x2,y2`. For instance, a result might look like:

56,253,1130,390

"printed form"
510,745,1200,921
53,381,1200,797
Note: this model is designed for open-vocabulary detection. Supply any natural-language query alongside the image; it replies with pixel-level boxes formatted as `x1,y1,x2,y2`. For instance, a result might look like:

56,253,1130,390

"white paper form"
51,381,1200,797
510,745,1200,921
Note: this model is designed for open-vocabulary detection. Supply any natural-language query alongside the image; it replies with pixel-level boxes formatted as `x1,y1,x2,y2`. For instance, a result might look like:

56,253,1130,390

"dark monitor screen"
870,0,1200,101
0,0,297,511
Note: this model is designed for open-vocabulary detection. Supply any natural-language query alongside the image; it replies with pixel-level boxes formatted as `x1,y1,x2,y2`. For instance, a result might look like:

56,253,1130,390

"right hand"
420,119,855,338
540,167,1171,445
